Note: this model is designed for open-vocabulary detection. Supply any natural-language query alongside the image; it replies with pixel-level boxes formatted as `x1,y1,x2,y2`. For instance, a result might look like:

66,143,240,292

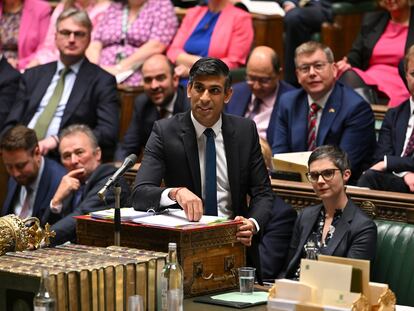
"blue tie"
204,128,217,216
72,184,85,207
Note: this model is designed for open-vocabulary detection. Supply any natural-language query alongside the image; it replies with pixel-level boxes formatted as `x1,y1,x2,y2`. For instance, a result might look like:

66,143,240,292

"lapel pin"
329,108,335,113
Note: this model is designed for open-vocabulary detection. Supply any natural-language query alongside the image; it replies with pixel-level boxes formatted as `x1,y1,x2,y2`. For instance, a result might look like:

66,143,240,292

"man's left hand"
38,136,58,155
235,216,255,246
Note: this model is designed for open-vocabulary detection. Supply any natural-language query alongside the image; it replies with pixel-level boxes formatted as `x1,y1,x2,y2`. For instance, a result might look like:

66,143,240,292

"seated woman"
336,0,413,107
0,0,51,70
166,0,253,83
280,145,377,280
86,0,178,87
27,0,110,68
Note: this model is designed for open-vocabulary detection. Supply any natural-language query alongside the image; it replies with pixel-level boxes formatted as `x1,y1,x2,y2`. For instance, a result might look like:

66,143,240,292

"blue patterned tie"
204,128,217,216
72,184,85,207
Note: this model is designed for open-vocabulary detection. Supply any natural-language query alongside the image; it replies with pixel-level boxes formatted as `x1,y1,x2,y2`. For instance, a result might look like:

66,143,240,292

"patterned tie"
72,184,85,207
308,103,320,151
33,67,71,139
204,128,217,216
404,127,414,156
19,186,33,219
247,98,263,120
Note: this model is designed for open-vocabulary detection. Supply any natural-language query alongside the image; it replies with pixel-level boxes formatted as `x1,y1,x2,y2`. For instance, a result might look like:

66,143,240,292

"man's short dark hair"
308,145,351,172
0,125,38,153
188,57,232,90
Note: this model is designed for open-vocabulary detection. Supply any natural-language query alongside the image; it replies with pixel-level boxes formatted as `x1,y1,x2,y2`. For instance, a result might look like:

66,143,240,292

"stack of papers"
241,0,285,16
90,208,229,228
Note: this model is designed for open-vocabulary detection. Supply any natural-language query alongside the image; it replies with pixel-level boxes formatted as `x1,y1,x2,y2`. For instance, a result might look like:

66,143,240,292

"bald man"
115,54,190,160
226,46,295,146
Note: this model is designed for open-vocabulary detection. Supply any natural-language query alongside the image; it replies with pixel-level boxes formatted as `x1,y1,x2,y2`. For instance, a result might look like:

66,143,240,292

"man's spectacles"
246,75,275,85
296,61,330,74
306,168,341,183
57,29,87,39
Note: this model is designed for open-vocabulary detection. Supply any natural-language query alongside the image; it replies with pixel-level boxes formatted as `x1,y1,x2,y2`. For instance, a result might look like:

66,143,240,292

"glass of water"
128,295,144,311
238,267,256,294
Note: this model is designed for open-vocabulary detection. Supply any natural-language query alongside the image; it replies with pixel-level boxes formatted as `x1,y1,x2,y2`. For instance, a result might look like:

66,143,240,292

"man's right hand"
404,172,414,192
370,161,386,171
51,168,85,206
171,187,203,222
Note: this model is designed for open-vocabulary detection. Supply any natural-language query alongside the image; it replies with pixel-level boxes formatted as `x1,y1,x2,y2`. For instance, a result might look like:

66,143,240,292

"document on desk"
90,207,149,221
132,209,229,228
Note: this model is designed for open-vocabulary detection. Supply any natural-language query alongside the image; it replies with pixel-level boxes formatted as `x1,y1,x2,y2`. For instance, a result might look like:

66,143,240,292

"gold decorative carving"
378,288,396,311
351,294,370,311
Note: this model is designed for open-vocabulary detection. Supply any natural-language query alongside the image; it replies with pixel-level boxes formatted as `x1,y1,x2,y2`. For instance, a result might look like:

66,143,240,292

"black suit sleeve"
346,217,377,262
0,65,20,130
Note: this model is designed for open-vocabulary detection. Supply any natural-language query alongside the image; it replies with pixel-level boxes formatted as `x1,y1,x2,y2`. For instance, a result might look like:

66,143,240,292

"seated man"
115,54,189,161
50,124,130,246
132,57,273,279
280,145,377,279
3,8,119,159
226,46,295,147
1,125,66,226
0,55,20,129
358,45,414,193
272,41,376,182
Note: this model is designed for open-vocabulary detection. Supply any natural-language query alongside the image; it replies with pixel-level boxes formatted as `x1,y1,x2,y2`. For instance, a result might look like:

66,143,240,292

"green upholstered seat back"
373,220,414,307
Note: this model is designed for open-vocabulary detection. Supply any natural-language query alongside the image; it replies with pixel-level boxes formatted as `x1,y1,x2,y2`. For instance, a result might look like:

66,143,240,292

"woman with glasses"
0,0,51,70
336,0,413,107
279,145,377,280
166,0,253,84
26,0,110,68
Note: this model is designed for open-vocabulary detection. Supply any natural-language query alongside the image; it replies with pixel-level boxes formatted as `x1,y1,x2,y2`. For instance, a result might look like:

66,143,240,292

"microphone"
98,154,137,200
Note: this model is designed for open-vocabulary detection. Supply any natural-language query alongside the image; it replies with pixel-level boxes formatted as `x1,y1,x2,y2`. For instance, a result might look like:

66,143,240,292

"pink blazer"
167,4,253,69
0,0,51,70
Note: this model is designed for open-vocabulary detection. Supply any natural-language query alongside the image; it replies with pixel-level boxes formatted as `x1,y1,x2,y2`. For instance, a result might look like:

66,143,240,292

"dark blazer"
131,111,273,230
259,194,297,281
272,82,376,179
225,80,295,147
347,6,414,71
374,99,414,172
50,163,131,246
1,157,66,226
3,58,119,152
115,85,190,161
0,57,20,129
281,200,377,279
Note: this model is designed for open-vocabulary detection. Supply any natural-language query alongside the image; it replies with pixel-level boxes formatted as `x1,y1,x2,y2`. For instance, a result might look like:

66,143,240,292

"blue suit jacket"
280,200,377,279
226,80,295,147
272,82,375,179
1,157,66,226
259,194,297,281
0,57,20,130
374,99,414,173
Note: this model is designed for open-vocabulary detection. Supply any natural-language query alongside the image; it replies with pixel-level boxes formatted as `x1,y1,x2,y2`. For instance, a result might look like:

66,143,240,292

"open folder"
90,207,229,228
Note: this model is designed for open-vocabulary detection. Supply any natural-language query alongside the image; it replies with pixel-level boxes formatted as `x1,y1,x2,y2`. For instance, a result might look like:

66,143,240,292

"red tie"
19,187,32,219
308,103,320,151
404,127,414,156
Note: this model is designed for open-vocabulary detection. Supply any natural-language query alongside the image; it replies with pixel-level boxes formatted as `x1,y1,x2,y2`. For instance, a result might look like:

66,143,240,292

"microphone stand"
113,180,122,246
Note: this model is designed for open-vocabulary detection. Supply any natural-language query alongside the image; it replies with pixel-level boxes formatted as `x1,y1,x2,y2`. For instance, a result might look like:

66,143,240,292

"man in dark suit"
272,41,375,182
115,54,189,161
226,46,294,147
1,125,66,226
132,57,273,251
358,46,414,193
3,8,119,158
280,145,377,279
50,124,130,246
0,56,20,129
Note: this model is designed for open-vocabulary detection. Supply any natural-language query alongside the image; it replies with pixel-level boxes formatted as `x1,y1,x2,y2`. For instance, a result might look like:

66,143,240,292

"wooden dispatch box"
76,215,246,297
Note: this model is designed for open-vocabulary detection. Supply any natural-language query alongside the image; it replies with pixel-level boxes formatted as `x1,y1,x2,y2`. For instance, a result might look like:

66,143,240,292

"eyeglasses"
246,75,275,85
296,61,330,74
306,168,341,183
57,29,88,39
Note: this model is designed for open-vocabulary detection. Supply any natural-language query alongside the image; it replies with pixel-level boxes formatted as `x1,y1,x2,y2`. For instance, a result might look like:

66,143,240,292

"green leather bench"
373,220,414,307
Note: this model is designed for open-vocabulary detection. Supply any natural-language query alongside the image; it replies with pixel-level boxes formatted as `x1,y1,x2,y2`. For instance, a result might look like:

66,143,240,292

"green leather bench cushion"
332,1,378,15
373,220,414,307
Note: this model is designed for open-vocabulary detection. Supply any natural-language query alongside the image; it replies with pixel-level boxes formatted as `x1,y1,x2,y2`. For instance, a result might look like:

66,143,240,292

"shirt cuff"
249,218,260,234
160,188,177,207
384,155,387,170
50,200,62,214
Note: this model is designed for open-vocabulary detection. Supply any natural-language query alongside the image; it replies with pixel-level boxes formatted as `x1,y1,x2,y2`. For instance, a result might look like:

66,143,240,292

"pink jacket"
167,4,253,69
0,0,51,70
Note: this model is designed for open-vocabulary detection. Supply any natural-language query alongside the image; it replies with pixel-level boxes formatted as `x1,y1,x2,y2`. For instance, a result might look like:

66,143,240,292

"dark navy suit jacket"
225,80,295,147
280,200,377,279
0,57,20,129
272,82,375,179
3,58,119,153
1,157,66,226
259,194,297,281
115,85,190,160
374,99,414,173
